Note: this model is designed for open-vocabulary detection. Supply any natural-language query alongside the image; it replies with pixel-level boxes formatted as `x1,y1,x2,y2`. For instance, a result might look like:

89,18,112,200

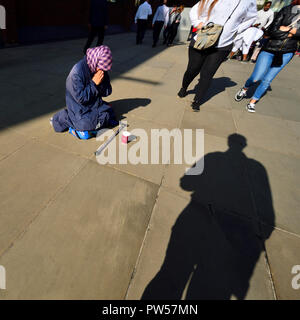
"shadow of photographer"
142,133,275,300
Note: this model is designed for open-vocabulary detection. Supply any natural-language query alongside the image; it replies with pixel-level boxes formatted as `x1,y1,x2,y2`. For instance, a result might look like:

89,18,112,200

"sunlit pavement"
0,33,300,299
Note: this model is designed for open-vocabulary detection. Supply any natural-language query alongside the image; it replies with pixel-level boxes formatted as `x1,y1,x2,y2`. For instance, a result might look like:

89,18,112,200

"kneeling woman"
52,45,117,133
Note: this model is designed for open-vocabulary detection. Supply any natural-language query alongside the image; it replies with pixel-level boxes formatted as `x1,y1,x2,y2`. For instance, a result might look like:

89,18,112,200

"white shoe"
235,88,247,102
50,117,53,127
246,103,256,113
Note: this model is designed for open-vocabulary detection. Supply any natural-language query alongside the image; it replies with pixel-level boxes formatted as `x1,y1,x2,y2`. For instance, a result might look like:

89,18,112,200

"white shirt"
235,27,264,46
254,9,274,29
152,4,169,27
190,0,257,48
135,1,152,23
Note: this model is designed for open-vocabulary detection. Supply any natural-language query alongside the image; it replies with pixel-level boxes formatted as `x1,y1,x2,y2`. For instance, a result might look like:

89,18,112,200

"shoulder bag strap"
224,0,242,26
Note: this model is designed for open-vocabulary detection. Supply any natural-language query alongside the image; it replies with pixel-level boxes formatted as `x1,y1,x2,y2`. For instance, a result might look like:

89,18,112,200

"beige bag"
193,23,223,50
193,0,241,51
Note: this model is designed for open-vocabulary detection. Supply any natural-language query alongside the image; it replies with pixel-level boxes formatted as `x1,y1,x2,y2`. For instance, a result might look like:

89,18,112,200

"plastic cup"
122,131,131,144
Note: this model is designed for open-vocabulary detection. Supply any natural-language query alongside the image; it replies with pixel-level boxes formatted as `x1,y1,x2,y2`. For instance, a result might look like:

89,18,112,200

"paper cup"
122,131,131,144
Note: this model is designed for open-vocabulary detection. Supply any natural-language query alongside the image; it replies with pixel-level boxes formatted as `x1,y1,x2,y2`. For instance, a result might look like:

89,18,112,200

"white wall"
176,7,192,42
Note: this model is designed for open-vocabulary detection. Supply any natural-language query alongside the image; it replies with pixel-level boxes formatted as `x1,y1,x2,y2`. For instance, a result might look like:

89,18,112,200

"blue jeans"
244,51,294,101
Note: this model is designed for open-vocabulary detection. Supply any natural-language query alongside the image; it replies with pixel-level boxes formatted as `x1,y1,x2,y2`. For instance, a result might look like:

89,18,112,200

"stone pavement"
0,33,299,300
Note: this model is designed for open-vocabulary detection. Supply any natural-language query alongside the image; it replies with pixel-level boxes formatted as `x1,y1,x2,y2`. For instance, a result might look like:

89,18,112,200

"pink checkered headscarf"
86,45,112,73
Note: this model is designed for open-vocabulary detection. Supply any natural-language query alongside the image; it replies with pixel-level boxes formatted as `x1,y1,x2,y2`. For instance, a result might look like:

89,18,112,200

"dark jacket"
57,57,112,132
264,5,300,53
90,0,108,27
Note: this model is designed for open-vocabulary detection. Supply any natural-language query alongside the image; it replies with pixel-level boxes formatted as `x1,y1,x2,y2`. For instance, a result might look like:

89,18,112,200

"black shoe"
152,44,156,48
235,88,247,102
177,87,187,98
191,101,200,112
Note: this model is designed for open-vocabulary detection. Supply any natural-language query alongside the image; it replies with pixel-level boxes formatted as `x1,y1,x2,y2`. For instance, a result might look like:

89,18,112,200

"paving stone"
244,146,300,235
0,140,87,255
265,229,300,300
0,128,30,161
232,110,300,157
98,116,173,185
0,161,159,299
127,188,274,300
181,104,237,138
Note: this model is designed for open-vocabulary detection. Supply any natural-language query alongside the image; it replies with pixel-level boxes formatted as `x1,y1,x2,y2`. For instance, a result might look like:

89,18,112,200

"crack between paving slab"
124,165,167,300
0,136,35,164
0,158,90,259
264,250,278,300
270,226,300,239
34,136,93,160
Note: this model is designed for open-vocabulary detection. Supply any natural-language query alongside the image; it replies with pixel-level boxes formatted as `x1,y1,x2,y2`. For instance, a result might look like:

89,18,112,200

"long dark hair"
198,0,219,19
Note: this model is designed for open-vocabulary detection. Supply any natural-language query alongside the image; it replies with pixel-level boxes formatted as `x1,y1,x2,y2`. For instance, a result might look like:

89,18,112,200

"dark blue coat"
52,57,113,132
90,0,108,27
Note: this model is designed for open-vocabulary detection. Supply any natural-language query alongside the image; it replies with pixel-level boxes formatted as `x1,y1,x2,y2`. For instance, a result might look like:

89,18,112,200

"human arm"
175,13,182,24
189,3,205,29
267,7,291,39
148,4,152,17
237,1,257,34
97,72,112,97
69,73,99,106
164,7,169,28
288,26,300,39
264,11,274,29
134,7,140,24
152,7,159,25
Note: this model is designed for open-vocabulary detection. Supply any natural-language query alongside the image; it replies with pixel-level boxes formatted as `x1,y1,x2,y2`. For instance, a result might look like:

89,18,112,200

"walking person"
228,26,264,62
255,1,274,31
83,0,108,55
177,0,257,111
250,1,275,62
166,5,185,46
163,4,178,44
135,0,153,45
152,0,169,48
235,0,300,113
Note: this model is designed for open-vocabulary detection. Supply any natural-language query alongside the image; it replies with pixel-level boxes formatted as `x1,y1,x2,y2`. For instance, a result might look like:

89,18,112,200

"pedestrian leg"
96,26,105,46
84,26,97,54
193,49,230,107
153,21,164,47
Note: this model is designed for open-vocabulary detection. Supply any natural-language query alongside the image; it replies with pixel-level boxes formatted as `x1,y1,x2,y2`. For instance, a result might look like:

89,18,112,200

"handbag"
193,0,241,51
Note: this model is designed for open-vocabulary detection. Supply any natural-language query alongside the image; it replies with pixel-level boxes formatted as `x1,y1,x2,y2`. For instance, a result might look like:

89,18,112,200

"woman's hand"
288,27,298,37
92,70,104,86
279,26,291,32
196,22,204,30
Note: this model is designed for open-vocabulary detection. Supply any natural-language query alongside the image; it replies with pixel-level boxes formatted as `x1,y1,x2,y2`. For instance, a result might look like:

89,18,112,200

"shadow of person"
187,77,237,105
108,98,151,120
245,82,272,100
142,134,275,300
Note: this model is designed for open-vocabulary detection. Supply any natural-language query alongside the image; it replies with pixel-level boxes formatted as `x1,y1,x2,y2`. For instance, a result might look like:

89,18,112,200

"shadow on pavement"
142,134,275,300
109,98,151,120
0,34,167,131
187,77,237,105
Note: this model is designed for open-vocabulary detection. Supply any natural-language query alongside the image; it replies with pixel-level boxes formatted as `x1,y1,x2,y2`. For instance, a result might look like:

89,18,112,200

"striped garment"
86,45,112,73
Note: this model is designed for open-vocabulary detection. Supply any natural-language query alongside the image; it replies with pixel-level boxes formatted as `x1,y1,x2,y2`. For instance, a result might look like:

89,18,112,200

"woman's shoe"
108,119,119,128
177,87,187,98
191,101,200,112
246,102,256,113
235,88,247,102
